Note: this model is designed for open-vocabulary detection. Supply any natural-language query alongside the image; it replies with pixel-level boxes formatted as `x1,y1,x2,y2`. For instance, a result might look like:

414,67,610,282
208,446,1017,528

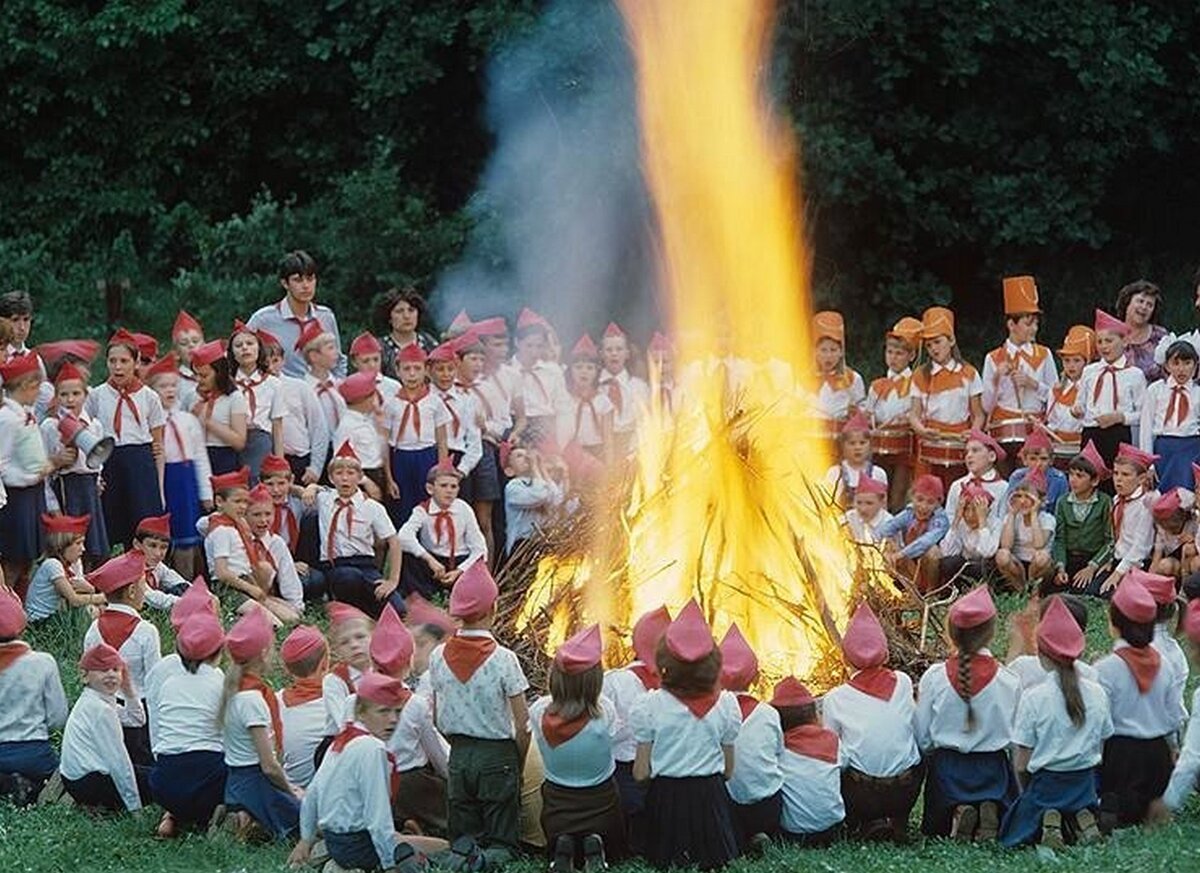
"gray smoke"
434,0,661,346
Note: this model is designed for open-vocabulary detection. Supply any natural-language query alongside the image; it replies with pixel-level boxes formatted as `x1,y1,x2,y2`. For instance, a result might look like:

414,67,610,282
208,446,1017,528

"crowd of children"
5,267,1200,868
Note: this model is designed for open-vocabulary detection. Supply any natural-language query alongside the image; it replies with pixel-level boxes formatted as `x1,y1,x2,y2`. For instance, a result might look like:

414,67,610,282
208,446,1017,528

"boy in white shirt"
298,322,345,437
938,481,1000,587
428,342,482,482
277,625,331,788
398,460,487,599
995,472,1057,592
502,446,564,557
842,475,892,544
774,677,845,845
598,322,650,457
130,514,189,612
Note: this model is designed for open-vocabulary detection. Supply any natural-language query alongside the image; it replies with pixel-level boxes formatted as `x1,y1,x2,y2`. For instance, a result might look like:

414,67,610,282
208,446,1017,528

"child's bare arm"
509,693,530,765
633,742,652,782
249,725,295,794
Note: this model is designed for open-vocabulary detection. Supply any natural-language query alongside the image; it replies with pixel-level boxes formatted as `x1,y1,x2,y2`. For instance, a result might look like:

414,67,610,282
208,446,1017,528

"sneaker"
1040,810,1066,850
447,836,484,873
550,835,576,873
950,805,978,842
745,833,771,858
1074,809,1102,845
975,801,1000,842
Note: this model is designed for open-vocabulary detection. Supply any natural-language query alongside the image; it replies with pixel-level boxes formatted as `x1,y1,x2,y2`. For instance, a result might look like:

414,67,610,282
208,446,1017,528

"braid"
957,647,975,731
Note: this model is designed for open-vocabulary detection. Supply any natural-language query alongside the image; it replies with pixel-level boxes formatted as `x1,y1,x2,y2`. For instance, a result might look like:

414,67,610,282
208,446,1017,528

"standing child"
823,604,922,842
1076,310,1146,480
1139,337,1200,492
812,310,866,438
0,587,67,804
384,346,450,523
0,352,51,598
631,600,741,870
429,341,483,488
531,624,627,869
1004,429,1068,514
1095,443,1157,595
824,411,888,509
298,322,345,441
842,476,893,544
994,471,1057,592
1045,325,1094,468
398,460,488,599
428,562,530,867
557,335,615,468
1050,442,1115,595
1149,488,1198,580
24,514,106,621
334,371,388,498
171,310,205,414
60,642,150,812
512,308,567,448
1163,600,1200,812
228,322,286,483
350,331,402,403
598,322,650,458
192,339,247,476
867,317,923,512
264,329,328,485
85,329,166,549
877,474,950,592
220,606,302,840
998,596,1112,848
277,625,330,789
915,586,1019,840
774,677,845,846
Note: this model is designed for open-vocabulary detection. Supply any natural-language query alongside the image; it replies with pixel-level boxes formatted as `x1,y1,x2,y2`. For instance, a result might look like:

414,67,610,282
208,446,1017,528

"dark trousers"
399,552,468,599
447,736,521,856
64,769,152,811
1080,424,1131,496
327,555,404,619
841,764,924,831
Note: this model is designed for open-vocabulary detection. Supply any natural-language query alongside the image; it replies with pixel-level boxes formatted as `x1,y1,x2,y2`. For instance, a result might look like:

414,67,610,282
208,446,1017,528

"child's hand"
300,484,319,508
374,577,398,601
425,556,446,579
361,478,382,501
54,446,78,468
1072,563,1098,588
294,561,309,575
387,479,400,500
1097,412,1124,428
1055,568,1069,587
287,840,312,868
1013,370,1038,391
301,468,319,486
1099,569,1122,594
442,568,463,587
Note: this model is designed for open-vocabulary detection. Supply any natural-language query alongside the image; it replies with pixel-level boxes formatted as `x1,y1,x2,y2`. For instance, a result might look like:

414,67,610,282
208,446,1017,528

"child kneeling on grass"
775,677,844,846
1163,599,1200,813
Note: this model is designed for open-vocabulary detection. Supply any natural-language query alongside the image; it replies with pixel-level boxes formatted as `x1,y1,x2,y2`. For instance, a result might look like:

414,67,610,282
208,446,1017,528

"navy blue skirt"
224,764,300,840
920,748,1019,837
103,443,163,549
1152,435,1200,494
0,739,58,780
207,445,239,476
389,446,439,525
164,460,203,548
999,768,1098,847
151,750,227,826
0,484,46,563
57,472,110,557
644,774,739,870
241,429,273,485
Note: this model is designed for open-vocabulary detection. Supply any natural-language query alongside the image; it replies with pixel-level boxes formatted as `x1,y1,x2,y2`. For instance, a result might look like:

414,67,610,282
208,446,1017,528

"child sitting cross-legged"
131,513,191,612
937,482,1000,587
995,470,1057,593
204,467,277,618
1149,488,1198,581
397,459,488,599
878,474,950,593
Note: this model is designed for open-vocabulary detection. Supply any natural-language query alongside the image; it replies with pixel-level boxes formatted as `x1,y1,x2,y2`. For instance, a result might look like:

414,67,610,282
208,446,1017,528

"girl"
377,285,438,379
812,310,865,437
943,429,1008,524
867,317,922,512
632,600,741,870
1094,577,1187,828
937,482,999,587
172,309,205,414
219,606,301,840
597,322,650,458
42,361,109,564
915,585,1019,840
146,611,227,837
823,411,888,509
317,602,375,768
1131,569,1189,724
1075,310,1146,479
192,338,247,476
556,335,615,469
245,485,304,624
229,322,286,483
774,677,845,845
24,514,106,621
1140,336,1200,492
384,344,450,524
0,352,51,598
995,472,1056,592
512,308,567,448
999,596,1112,848
1004,429,1068,514
60,642,150,812
909,306,985,493
0,586,67,804
1045,325,1094,469
531,624,627,869
1150,488,1198,579
84,328,166,550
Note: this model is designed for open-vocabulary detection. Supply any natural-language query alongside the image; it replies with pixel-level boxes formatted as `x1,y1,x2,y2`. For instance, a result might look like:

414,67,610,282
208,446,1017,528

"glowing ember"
516,0,893,690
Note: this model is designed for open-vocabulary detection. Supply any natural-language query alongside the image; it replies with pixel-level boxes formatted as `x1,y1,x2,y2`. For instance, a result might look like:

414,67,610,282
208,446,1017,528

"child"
598,322,650,457
334,370,388,496
909,306,984,492
83,550,162,766
219,606,302,840
557,334,615,467
995,471,1057,592
290,673,448,873
42,361,109,563
171,309,205,413
512,308,567,448
147,353,212,578
398,460,488,598
867,317,922,512
350,330,402,401
1051,442,1115,595
531,624,627,868
1094,576,1187,828
602,605,670,855
981,276,1057,473
631,600,741,870
245,484,304,623
1150,488,1198,579
937,481,999,586
60,642,150,812
85,329,166,548
146,610,227,837
720,624,784,852
204,467,276,615
812,310,866,436
1045,325,1094,468
1076,309,1146,478
264,328,329,485
1003,429,1068,514
1163,599,1200,812
1139,337,1200,491
915,586,1019,839
24,514,106,621
877,474,950,592
0,351,51,598
428,340,483,488
823,604,922,842
503,446,566,558
943,429,1008,524
1096,443,1157,595
304,441,404,618
824,411,888,509
298,321,345,434
406,595,454,687
318,602,375,766
1132,569,1190,722
774,677,845,846
428,561,530,866
0,586,67,804
384,345,451,523
132,513,190,611
278,625,330,789
1004,592,1098,691
192,338,247,476
842,475,893,544
998,596,1112,848
260,454,324,601
646,330,676,417
228,321,286,482
0,290,53,415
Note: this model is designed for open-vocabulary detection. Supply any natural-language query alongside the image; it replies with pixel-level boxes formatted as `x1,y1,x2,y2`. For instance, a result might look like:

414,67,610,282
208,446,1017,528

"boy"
429,342,483,484
1096,443,1157,595
384,345,451,525
247,249,344,378
171,310,204,413
982,276,1057,474
502,446,564,557
298,321,345,435
427,562,530,866
511,308,566,448
773,677,844,845
334,371,388,498
868,317,922,512
204,467,276,614
877,474,950,592
470,317,525,557
0,290,53,416
842,475,892,544
0,352,51,598
264,331,328,485
995,472,1056,591
131,513,189,612
350,331,402,401
1045,326,1095,467
260,453,325,600
1050,441,1115,596
246,484,304,623
303,441,404,619
277,625,330,788
398,460,487,599
598,322,650,457
1003,429,1068,513
1075,310,1146,479
938,481,1000,585
944,430,1008,525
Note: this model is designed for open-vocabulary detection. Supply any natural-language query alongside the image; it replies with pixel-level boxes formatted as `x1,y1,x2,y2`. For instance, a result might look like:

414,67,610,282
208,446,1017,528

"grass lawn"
3,592,1200,872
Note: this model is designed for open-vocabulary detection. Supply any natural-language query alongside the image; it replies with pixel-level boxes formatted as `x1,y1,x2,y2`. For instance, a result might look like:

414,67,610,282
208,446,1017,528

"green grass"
4,594,1200,872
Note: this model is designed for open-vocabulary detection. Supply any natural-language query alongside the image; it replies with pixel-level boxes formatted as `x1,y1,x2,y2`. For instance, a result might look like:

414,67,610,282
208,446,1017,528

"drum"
873,427,913,457
1052,433,1080,469
918,435,966,468
989,418,1031,445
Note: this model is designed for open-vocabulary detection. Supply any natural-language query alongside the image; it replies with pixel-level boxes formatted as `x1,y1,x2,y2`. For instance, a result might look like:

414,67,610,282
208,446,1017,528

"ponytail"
1047,655,1086,727
949,617,996,733
957,647,976,732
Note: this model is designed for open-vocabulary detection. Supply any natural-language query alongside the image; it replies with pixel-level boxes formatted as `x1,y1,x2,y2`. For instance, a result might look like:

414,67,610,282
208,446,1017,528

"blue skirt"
0,484,46,563
224,764,300,840
57,472,110,557
1152,435,1200,494
999,768,1097,847
151,750,227,825
207,445,239,476
389,446,439,525
241,429,273,485
103,443,164,549
0,739,58,780
920,748,1019,837
164,461,203,548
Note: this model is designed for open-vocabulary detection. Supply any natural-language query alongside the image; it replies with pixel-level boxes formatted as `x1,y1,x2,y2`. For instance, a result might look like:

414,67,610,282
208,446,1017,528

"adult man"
246,250,346,377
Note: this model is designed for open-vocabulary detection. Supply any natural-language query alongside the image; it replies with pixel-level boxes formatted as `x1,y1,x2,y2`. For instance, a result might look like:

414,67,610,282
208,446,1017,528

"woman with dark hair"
1115,280,1167,382
376,286,438,378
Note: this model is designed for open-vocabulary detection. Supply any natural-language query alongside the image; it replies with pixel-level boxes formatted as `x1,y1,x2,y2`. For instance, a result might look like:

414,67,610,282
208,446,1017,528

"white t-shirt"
223,688,275,767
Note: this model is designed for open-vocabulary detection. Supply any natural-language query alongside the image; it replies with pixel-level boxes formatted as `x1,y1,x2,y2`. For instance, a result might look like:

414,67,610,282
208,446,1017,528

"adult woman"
377,286,438,379
1115,280,1167,382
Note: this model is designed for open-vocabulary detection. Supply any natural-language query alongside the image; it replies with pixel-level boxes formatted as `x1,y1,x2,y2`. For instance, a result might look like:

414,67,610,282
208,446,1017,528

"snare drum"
918,435,966,468
873,427,912,457
989,418,1031,445
1052,433,1081,468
